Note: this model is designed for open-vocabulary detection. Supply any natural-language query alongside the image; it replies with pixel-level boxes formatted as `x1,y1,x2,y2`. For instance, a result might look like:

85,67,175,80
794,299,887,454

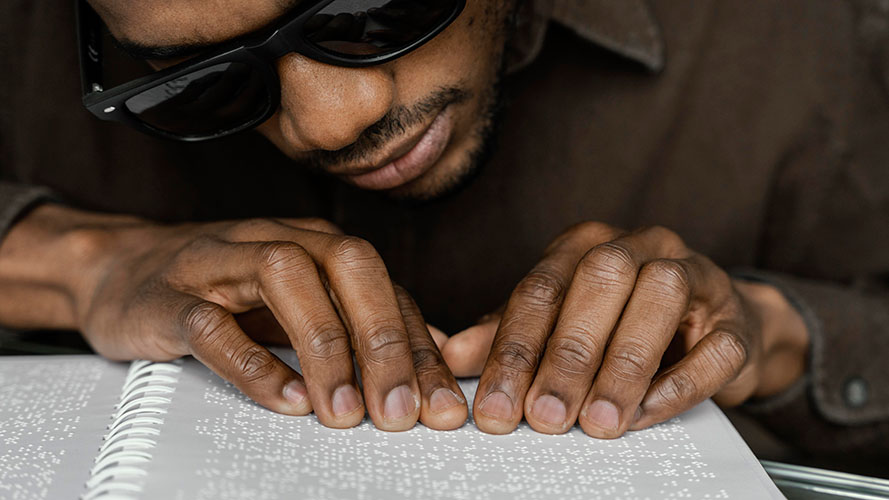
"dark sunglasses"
76,0,466,142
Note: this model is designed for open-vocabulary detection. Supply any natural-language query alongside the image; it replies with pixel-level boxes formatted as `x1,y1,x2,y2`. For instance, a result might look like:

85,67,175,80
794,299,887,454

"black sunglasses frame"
76,0,466,142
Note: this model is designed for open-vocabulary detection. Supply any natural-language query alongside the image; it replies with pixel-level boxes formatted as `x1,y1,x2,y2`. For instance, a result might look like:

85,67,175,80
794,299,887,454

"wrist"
733,279,810,399
0,203,145,329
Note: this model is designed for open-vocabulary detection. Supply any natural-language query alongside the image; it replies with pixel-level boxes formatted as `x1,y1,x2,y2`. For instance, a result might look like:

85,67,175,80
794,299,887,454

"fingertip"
578,399,625,439
473,390,520,435
524,393,572,435
421,388,468,430
279,378,313,416
316,384,366,429
370,384,421,432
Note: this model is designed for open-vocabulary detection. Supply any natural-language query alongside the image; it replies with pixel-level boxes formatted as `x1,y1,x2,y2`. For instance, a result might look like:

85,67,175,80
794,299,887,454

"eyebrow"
110,0,304,62
113,38,224,62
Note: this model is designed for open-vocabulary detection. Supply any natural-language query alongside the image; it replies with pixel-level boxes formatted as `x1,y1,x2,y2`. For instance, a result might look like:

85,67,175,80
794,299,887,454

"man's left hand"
441,222,809,437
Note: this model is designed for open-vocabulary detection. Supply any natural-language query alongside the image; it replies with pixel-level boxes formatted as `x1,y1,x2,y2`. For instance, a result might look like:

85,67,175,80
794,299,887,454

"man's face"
91,0,514,200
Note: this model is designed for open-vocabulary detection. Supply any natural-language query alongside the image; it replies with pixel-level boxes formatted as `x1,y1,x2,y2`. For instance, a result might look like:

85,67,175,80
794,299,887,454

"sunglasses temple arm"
75,0,104,96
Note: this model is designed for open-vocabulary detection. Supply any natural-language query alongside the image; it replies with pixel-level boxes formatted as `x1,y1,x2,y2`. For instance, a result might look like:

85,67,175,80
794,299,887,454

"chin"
385,137,490,202
389,104,503,202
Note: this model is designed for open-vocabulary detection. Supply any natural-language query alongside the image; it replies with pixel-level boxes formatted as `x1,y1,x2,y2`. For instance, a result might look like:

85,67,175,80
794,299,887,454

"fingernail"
584,399,620,432
332,385,361,417
478,391,513,421
632,406,643,425
283,379,307,405
531,394,567,426
384,385,417,420
429,388,462,413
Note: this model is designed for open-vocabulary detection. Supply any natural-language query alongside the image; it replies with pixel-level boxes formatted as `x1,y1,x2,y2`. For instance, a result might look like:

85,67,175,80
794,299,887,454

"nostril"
273,53,395,152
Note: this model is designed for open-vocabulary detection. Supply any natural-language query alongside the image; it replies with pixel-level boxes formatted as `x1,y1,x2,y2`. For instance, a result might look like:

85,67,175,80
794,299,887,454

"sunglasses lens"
124,61,270,138
303,0,458,57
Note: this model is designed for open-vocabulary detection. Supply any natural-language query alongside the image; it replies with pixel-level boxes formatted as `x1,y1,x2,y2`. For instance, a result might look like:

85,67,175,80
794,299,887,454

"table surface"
3,330,887,500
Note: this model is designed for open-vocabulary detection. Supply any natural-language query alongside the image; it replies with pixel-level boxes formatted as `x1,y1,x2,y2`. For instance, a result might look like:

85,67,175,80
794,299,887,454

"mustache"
303,86,470,171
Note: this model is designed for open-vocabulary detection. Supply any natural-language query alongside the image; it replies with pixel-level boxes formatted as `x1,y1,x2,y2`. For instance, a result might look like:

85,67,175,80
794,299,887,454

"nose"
273,53,396,152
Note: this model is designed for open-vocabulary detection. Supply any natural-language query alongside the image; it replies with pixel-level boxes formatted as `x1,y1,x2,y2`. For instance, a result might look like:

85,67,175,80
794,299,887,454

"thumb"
427,323,449,351
441,314,500,377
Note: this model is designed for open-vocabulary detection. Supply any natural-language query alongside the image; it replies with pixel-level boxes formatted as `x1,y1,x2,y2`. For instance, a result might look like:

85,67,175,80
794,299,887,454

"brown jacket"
2,0,888,457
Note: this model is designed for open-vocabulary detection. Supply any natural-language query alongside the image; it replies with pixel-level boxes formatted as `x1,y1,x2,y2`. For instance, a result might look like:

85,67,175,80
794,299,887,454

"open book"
0,353,784,499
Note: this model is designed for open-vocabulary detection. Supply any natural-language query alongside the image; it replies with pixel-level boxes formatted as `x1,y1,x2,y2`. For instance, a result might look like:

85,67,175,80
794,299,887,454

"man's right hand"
0,204,467,431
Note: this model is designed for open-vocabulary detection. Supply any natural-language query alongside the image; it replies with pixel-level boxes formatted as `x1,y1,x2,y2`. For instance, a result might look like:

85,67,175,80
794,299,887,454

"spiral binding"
81,360,182,500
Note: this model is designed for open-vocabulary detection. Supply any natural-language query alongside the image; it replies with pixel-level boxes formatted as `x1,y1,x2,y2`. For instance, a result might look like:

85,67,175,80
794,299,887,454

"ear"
504,0,549,74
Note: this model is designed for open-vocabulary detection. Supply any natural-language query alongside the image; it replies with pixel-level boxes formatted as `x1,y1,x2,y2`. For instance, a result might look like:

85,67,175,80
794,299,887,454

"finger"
630,329,748,430
474,224,621,434
274,217,345,235
428,324,449,351
300,234,421,431
441,317,499,377
523,236,656,434
167,237,365,429
524,227,687,435
176,298,312,416
576,259,692,438
224,217,345,239
395,286,468,430
224,222,420,430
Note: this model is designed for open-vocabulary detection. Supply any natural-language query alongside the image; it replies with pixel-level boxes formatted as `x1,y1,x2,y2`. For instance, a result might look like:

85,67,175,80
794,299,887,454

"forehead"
90,0,298,46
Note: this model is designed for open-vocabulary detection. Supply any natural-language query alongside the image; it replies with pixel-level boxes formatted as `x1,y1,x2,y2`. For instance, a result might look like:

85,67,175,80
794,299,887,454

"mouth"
339,106,454,191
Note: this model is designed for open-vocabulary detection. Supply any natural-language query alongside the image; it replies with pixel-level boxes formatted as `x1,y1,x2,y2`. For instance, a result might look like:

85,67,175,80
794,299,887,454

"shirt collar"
508,0,665,73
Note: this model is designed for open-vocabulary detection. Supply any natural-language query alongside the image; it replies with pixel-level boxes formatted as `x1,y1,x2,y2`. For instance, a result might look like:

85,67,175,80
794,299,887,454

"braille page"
0,355,128,500
141,353,785,500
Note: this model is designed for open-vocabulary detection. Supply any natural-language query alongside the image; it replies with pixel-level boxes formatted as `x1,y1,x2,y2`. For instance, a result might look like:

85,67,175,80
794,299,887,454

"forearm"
0,203,142,330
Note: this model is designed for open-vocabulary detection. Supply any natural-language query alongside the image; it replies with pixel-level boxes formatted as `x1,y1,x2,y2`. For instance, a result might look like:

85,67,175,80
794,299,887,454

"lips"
343,107,454,191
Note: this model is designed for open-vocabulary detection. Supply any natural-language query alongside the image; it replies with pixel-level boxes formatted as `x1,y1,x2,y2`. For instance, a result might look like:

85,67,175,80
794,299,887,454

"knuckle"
546,221,618,253
163,236,218,286
547,335,598,375
59,227,114,264
707,330,748,375
639,259,691,298
642,225,686,251
360,321,411,364
492,338,540,374
392,284,415,308
412,344,443,375
571,221,618,239
257,242,313,281
655,370,699,410
229,217,279,238
297,217,343,235
329,237,382,270
576,243,637,287
231,345,279,384
302,322,352,360
513,269,565,307
181,302,229,346
604,342,655,382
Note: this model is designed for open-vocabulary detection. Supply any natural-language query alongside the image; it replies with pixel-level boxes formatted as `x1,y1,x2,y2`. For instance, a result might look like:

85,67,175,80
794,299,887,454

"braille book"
0,352,785,500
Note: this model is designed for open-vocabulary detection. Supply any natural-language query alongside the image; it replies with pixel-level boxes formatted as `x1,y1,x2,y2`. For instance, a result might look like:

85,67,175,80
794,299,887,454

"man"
1,0,887,458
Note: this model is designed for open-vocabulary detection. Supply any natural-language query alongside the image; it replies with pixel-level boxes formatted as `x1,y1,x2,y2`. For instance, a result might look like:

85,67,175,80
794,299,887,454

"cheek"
388,0,509,105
